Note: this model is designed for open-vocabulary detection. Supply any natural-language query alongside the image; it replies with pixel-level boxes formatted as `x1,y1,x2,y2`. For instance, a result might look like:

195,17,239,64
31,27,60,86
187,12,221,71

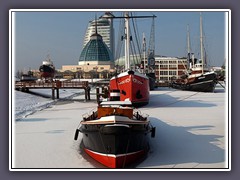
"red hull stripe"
40,72,54,78
84,148,146,168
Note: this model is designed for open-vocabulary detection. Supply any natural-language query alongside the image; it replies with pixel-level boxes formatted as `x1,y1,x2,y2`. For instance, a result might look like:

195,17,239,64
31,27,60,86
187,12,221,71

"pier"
15,81,91,100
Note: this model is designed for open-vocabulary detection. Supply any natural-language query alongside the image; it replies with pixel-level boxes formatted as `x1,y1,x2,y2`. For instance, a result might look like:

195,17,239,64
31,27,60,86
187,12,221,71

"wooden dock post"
96,87,100,103
104,86,109,98
56,88,59,99
52,88,55,100
101,86,104,94
84,88,88,101
87,87,91,100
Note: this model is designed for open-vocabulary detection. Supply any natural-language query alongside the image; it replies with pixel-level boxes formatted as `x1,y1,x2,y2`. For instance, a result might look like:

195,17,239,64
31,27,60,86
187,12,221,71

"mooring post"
85,88,88,101
104,86,109,98
101,86,104,94
52,88,55,100
96,87,99,103
56,88,59,99
87,87,91,100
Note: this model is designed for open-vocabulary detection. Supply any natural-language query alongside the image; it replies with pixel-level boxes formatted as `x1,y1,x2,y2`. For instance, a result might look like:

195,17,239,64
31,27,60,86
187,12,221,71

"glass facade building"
79,33,113,64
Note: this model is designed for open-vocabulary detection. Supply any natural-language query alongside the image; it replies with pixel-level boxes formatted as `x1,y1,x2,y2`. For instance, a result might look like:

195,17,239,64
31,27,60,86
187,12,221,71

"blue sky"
12,10,227,72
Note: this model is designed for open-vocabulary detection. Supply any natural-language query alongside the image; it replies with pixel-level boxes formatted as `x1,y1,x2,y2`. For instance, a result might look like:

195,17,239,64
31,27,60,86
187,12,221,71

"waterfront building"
115,55,188,82
62,25,115,79
61,12,188,81
60,12,116,79
154,56,187,82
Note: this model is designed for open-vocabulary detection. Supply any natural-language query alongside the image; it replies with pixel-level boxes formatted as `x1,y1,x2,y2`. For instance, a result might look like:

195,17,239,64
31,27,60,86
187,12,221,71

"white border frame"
9,9,231,172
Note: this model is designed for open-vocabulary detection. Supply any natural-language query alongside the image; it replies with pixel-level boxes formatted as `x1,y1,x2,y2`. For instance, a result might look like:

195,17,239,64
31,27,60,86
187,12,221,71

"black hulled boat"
39,55,55,79
170,13,217,92
74,101,155,168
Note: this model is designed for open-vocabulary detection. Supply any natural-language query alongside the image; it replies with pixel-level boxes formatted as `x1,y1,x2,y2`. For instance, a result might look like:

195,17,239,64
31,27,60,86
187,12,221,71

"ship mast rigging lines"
107,12,156,69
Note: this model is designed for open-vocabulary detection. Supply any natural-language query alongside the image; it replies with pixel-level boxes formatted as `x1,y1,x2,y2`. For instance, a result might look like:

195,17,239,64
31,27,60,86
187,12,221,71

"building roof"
79,33,113,62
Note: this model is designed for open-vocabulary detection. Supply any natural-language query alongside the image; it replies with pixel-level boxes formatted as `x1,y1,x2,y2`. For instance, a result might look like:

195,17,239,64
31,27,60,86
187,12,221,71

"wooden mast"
124,12,130,70
200,12,204,74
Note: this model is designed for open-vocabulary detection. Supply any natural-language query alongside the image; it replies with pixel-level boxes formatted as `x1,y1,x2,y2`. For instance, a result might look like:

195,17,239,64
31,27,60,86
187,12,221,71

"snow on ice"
11,84,229,170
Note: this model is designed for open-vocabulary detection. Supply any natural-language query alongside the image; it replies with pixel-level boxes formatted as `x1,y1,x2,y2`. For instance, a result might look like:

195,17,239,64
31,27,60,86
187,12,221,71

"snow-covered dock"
11,84,229,170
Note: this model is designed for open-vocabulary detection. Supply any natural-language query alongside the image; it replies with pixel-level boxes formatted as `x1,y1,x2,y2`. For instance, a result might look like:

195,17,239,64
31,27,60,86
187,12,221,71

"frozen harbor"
11,84,229,170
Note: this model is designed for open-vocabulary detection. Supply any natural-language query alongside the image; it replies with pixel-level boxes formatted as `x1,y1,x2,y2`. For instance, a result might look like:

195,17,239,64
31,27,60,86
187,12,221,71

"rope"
161,91,201,109
142,88,205,111
131,12,142,59
148,79,222,110
217,80,225,89
162,91,202,107
98,129,112,166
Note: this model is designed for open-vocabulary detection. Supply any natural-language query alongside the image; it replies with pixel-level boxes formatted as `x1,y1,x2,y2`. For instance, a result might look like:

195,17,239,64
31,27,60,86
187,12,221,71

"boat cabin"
98,101,133,119
81,100,148,122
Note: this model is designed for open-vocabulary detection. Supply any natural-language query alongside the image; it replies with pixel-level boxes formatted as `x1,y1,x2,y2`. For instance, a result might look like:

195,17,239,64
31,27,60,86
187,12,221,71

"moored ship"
171,64,217,92
39,55,55,79
20,74,37,82
74,100,156,168
110,71,150,107
170,13,217,92
20,70,37,82
109,13,156,107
